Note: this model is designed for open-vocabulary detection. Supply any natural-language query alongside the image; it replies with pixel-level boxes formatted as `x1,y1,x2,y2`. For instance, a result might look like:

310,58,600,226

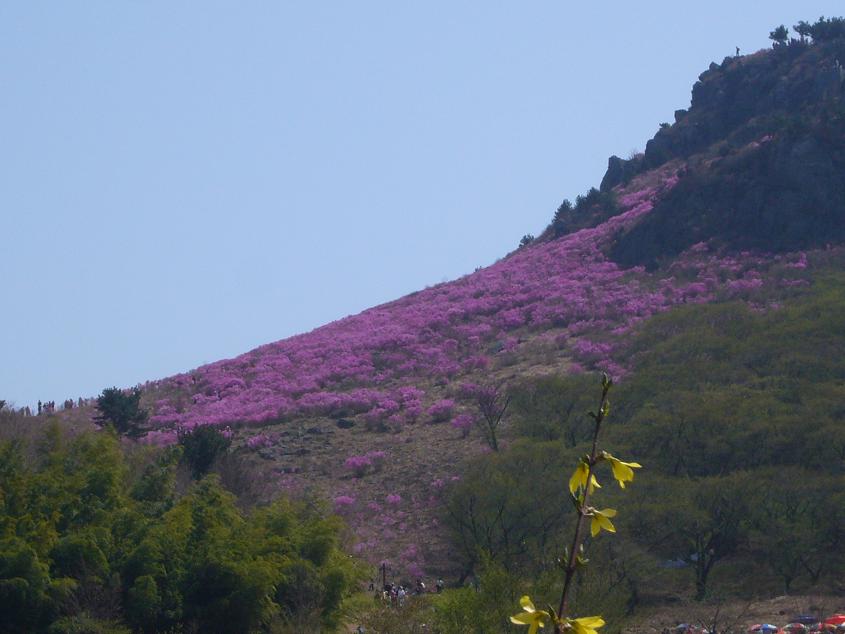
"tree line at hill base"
0,419,360,634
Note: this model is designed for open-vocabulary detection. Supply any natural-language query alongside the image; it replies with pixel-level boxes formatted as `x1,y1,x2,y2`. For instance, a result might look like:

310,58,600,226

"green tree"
769,24,789,46
634,474,750,600
444,441,572,580
519,234,535,249
794,20,812,41
795,483,845,583
432,559,518,634
746,470,827,593
554,199,573,224
510,374,597,445
94,388,147,438
178,426,231,479
125,575,161,633
130,446,182,516
552,199,573,237
0,538,56,632
808,16,845,42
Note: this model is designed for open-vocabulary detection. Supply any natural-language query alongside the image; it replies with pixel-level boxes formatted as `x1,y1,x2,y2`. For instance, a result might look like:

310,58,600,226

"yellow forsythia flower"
568,462,601,495
589,508,617,537
568,615,607,634
510,595,550,634
602,452,642,488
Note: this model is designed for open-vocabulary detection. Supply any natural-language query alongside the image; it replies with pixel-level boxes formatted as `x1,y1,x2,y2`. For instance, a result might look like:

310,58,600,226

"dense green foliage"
769,25,789,45
94,388,148,438
549,188,620,238
0,423,359,633
510,373,598,445
177,425,231,479
799,16,845,42
443,275,845,629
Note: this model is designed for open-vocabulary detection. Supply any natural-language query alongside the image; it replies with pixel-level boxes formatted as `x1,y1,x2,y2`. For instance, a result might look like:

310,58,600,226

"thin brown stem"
555,380,611,632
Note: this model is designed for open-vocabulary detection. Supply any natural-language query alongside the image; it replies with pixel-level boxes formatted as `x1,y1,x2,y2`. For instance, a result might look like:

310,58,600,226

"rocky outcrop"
600,39,845,189
599,154,643,192
609,120,845,268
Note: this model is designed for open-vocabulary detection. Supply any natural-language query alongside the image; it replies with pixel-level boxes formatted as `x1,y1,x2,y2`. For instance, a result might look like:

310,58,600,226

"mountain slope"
144,165,808,434
125,33,844,578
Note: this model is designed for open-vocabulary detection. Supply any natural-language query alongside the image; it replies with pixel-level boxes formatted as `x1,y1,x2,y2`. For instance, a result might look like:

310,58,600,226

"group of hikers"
10,397,88,417
370,577,446,606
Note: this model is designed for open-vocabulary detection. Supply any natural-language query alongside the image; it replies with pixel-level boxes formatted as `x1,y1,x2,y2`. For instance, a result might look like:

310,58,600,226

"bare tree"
471,383,511,452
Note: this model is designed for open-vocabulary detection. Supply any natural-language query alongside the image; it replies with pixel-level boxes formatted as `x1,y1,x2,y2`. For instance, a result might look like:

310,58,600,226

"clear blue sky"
2,2,841,408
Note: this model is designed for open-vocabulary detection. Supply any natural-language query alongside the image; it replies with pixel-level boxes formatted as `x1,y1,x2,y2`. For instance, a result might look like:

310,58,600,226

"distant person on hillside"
436,578,444,593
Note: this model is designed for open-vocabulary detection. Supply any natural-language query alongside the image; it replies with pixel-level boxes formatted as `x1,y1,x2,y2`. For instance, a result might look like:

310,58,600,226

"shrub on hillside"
245,432,274,450
95,387,148,437
509,373,597,445
178,425,231,478
333,495,356,513
451,413,474,438
344,450,386,478
427,399,455,423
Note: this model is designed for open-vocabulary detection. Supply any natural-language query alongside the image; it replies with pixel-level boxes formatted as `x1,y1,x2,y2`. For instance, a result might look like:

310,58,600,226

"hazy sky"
2,2,841,408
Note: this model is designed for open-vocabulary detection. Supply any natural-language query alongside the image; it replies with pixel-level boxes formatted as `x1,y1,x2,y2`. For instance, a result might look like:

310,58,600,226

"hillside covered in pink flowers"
121,34,845,579
143,162,808,437
136,35,845,442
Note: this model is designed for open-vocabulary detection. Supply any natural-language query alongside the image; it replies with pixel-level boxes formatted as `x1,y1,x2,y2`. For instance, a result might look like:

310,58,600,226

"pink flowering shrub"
344,450,387,477
451,413,474,438
396,386,424,403
333,495,356,513
400,543,425,580
367,450,387,471
571,339,615,362
344,455,372,477
458,382,482,399
726,277,764,293
386,412,405,432
386,493,402,505
246,433,274,450
403,403,423,423
427,399,455,423
362,408,390,432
